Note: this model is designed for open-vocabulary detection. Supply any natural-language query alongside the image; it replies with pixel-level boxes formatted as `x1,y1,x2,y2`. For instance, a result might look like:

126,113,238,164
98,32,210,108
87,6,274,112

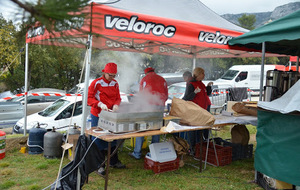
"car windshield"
220,70,239,80
38,99,70,117
168,85,185,99
67,86,80,94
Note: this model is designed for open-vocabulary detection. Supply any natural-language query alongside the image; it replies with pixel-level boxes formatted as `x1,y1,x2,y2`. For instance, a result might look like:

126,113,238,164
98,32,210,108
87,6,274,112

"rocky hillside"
222,2,300,28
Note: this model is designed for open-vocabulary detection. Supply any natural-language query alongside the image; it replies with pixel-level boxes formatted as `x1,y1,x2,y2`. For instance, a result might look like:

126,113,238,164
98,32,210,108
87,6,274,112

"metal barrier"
210,87,252,114
210,88,228,114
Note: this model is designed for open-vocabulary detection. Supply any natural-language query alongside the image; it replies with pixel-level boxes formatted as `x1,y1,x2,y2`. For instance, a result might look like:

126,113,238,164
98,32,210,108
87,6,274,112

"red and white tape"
1,92,131,101
1,89,252,101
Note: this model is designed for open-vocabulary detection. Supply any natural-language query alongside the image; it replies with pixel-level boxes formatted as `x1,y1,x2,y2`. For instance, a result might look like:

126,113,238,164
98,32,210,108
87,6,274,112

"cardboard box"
275,179,293,189
67,134,80,161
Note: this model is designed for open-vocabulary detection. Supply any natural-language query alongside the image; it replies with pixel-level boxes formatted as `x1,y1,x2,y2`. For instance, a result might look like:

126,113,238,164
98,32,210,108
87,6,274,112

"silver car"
0,88,65,129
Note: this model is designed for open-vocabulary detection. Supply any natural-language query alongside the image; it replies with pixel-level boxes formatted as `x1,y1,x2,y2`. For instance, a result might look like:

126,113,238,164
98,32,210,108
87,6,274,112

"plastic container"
130,136,148,149
148,141,177,163
86,115,92,130
212,137,253,161
144,156,180,174
28,126,47,154
195,142,232,166
0,130,6,160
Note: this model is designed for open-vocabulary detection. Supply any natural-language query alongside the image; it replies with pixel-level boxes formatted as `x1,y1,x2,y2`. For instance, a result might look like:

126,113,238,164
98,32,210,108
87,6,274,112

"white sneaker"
97,167,106,175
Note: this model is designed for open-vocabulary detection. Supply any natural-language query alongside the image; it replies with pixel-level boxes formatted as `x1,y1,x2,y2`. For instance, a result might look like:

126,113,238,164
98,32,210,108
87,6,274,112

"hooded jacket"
88,76,121,117
139,72,168,106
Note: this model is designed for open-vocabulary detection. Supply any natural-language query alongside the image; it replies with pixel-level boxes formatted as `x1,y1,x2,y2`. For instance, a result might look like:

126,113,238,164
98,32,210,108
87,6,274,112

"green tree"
0,14,22,92
10,0,89,34
0,14,19,76
238,14,256,30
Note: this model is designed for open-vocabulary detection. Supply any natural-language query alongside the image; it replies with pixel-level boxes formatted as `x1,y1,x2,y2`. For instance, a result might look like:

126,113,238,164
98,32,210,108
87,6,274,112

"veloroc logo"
198,31,233,45
105,15,176,38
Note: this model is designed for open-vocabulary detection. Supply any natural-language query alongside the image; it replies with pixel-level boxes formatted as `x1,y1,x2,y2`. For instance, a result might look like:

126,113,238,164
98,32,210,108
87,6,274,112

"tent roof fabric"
229,9,300,56
27,0,281,58
108,0,248,33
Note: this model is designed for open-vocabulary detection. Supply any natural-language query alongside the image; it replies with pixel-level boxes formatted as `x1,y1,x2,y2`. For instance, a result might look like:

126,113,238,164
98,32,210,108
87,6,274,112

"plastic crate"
195,142,232,166
213,137,253,161
144,156,180,174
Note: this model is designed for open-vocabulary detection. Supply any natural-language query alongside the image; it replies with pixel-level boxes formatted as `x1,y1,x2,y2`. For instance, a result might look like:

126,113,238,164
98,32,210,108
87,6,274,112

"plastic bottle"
86,115,92,130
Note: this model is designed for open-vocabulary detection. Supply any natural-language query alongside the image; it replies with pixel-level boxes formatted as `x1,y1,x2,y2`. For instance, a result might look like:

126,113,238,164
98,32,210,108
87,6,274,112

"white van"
214,65,288,93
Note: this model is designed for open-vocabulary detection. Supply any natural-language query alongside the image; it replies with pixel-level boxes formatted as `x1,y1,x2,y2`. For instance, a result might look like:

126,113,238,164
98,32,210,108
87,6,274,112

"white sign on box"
147,141,177,163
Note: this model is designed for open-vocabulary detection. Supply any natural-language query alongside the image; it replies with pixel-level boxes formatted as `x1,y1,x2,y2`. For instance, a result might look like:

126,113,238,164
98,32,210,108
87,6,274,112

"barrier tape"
168,91,230,96
1,92,132,101
1,89,252,100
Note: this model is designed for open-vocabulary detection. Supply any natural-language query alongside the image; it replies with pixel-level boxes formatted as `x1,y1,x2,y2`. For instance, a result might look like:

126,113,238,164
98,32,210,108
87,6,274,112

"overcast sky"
0,0,299,22
200,0,300,15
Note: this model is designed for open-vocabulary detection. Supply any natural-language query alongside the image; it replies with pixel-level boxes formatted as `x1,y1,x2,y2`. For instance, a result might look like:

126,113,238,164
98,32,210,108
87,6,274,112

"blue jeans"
132,106,163,158
132,135,160,158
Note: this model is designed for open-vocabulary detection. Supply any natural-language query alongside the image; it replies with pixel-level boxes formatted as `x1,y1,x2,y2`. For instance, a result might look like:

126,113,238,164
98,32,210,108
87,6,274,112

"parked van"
213,65,290,93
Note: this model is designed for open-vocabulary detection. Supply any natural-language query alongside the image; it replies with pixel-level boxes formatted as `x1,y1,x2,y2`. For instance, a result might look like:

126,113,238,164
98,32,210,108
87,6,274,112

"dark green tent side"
228,10,300,56
255,109,300,185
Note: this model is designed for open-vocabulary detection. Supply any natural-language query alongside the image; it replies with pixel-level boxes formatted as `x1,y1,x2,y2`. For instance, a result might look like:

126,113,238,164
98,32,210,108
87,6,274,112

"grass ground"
0,125,262,190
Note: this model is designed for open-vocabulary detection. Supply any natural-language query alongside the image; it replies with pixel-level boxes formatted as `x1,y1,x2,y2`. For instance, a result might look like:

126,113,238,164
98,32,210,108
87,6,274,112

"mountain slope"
222,2,300,28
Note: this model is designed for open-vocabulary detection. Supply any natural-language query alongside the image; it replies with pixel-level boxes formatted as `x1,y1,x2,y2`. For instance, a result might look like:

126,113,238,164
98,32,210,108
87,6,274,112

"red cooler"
0,130,6,160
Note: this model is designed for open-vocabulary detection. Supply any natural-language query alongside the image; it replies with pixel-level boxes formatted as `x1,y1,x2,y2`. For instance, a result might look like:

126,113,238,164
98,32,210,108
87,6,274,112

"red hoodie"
139,72,168,106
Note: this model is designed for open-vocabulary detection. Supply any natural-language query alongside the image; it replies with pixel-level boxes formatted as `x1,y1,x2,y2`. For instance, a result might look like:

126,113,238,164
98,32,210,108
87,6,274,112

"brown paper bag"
169,98,215,126
231,124,250,145
232,102,257,116
169,137,189,155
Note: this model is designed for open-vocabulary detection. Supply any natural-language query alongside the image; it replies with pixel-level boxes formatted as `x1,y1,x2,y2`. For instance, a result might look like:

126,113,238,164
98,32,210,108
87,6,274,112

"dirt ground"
250,134,256,143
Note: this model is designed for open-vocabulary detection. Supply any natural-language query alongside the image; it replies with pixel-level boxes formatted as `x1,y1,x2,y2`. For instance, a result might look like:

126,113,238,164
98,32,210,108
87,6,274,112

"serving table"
85,124,213,190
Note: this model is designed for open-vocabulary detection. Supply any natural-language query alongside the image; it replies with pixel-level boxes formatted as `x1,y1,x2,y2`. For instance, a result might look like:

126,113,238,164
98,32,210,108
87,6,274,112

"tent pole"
77,34,92,190
297,56,299,72
193,54,196,70
81,35,92,135
259,42,266,101
24,43,29,136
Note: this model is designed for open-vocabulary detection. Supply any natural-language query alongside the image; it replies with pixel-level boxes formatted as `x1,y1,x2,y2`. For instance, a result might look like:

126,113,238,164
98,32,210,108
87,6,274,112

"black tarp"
51,135,104,190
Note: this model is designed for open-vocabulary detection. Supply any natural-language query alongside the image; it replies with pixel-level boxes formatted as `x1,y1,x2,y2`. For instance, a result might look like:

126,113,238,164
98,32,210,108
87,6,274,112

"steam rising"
118,89,165,113
91,51,166,113
90,51,143,93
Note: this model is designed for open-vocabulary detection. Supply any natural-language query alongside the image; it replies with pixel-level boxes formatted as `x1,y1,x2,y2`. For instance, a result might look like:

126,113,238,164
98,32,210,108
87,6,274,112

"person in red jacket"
129,67,168,159
182,67,213,155
183,67,213,109
88,62,125,175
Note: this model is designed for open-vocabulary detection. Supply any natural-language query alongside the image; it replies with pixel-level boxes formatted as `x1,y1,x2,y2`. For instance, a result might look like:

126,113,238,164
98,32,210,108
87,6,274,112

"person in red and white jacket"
88,64,121,116
88,62,125,174
129,67,168,160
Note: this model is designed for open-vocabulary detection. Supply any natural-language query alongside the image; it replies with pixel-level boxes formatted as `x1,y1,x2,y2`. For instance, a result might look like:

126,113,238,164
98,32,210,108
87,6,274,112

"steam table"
85,125,213,190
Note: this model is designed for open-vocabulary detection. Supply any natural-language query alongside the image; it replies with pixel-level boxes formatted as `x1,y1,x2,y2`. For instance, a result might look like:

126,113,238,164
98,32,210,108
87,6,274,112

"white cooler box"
144,141,180,174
